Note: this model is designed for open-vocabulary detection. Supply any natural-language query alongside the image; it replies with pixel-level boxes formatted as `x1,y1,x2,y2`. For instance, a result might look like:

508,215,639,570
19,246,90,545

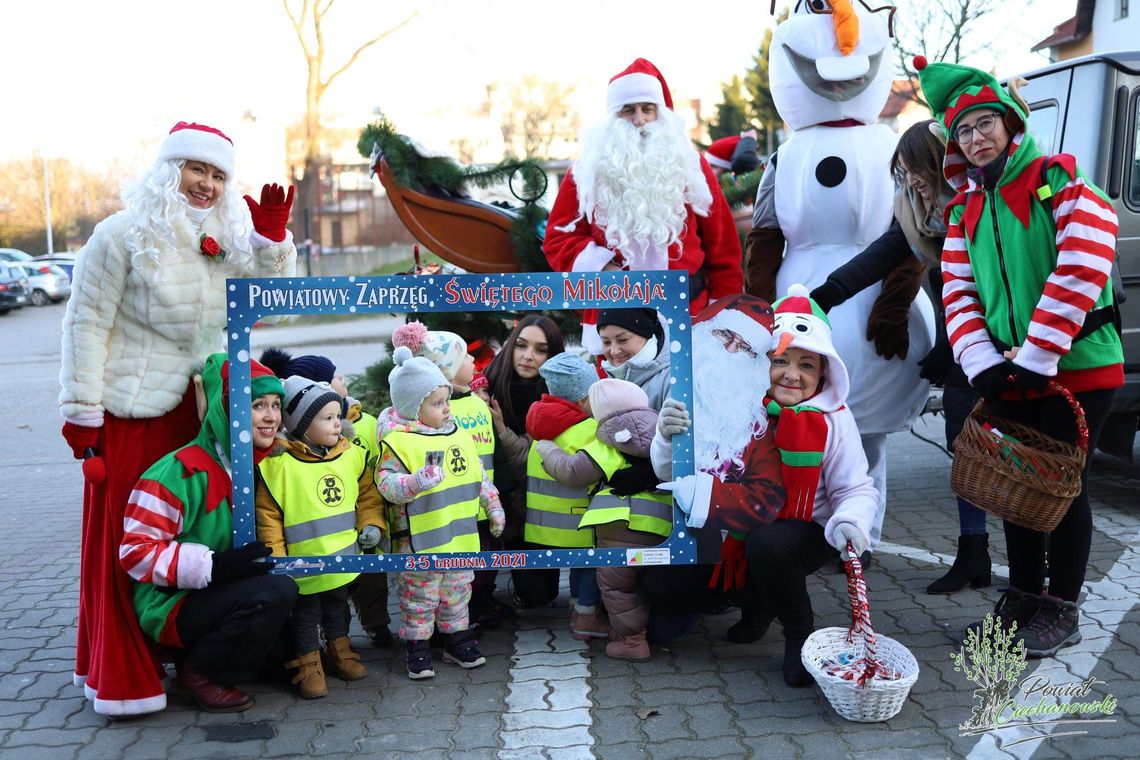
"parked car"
1016,51,1140,458
0,264,30,315
9,260,71,305
35,253,78,279
0,248,35,263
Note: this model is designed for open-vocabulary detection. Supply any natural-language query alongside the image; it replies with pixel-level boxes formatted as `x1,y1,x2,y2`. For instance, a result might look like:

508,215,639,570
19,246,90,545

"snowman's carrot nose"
832,0,859,55
774,331,795,356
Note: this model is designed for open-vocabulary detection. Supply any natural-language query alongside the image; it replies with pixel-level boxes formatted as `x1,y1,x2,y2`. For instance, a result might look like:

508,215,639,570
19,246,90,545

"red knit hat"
705,136,741,170
607,58,674,114
158,121,236,176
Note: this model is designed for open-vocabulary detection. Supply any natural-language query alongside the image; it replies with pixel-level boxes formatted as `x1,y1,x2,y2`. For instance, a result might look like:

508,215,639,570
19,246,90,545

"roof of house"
1031,0,1096,52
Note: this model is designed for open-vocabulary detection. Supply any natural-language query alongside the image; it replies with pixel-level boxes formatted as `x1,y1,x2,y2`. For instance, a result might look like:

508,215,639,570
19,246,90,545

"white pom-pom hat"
771,283,849,405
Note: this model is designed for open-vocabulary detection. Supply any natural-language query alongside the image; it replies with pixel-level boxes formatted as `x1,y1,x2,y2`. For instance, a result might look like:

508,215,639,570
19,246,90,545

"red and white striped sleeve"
1014,177,1118,376
120,480,213,590
941,215,1004,382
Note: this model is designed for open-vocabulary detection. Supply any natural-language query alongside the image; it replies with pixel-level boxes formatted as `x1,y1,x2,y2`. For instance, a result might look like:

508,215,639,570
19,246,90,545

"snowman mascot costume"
745,1,934,552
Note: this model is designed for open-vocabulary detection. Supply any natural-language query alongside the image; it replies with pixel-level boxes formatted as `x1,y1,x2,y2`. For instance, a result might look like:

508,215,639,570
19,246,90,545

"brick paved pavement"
2,310,1139,759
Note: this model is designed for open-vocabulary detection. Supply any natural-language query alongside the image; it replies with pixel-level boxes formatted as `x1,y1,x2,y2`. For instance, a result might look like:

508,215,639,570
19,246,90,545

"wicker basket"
950,379,1087,532
801,552,919,723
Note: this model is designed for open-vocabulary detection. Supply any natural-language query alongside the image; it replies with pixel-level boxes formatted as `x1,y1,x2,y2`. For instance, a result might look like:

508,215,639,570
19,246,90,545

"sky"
2,0,1073,187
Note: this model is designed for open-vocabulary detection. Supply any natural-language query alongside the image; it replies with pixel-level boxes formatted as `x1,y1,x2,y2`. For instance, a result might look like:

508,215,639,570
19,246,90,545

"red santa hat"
705,136,740,170
694,293,774,355
607,58,674,114
157,121,235,176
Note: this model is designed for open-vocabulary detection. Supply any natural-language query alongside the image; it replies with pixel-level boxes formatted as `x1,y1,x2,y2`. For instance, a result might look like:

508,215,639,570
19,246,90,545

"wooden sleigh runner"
372,155,527,274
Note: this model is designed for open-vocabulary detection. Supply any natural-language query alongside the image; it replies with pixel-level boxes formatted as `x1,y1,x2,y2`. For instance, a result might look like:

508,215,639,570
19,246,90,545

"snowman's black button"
815,156,847,188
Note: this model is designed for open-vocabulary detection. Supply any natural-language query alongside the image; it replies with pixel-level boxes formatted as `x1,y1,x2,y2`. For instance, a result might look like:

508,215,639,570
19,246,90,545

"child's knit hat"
259,347,336,384
282,375,342,440
391,321,468,381
588,378,649,421
389,346,450,420
539,351,599,403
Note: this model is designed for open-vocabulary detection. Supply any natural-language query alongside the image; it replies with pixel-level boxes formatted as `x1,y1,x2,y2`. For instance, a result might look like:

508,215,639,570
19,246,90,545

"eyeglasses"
954,113,1000,144
711,328,757,359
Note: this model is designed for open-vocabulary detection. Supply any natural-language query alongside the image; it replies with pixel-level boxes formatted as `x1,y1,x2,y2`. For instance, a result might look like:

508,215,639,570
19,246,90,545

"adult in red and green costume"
120,354,298,712
916,56,1122,657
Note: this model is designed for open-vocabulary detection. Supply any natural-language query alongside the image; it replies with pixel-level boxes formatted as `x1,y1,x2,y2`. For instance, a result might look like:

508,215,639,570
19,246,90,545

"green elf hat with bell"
912,55,1026,139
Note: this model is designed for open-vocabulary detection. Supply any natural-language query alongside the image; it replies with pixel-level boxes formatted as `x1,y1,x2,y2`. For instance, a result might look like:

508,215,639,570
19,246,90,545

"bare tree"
283,0,417,234
496,77,580,160
892,0,1002,106
0,157,120,251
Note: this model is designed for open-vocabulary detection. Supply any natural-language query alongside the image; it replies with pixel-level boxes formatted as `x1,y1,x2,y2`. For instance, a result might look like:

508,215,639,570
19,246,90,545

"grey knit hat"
389,346,451,420
539,351,599,402
282,375,342,441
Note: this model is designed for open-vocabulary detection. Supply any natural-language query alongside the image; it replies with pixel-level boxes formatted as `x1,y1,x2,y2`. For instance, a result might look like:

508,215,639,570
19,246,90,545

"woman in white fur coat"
58,122,297,717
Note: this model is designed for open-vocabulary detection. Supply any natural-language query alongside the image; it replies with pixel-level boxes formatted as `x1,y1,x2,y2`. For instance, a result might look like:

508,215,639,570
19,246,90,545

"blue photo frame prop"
226,270,695,575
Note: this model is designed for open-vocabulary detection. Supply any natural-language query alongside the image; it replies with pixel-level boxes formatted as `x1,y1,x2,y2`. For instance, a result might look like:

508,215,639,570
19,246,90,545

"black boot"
776,603,815,688
927,534,992,595
726,601,775,644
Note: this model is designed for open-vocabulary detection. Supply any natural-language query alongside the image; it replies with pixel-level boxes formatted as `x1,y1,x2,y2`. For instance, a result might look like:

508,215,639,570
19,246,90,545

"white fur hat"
607,58,674,114
157,121,236,176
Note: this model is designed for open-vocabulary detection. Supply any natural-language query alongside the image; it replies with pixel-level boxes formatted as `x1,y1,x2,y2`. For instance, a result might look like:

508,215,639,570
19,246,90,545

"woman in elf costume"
59,122,296,716
915,58,1122,657
741,285,878,688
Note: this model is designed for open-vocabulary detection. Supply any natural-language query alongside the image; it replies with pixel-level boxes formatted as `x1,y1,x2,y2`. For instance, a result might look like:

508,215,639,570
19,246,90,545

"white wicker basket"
801,627,919,722
800,549,919,722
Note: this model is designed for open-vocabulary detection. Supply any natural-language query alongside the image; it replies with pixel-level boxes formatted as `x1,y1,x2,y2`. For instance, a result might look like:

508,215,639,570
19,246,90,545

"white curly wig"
121,159,253,284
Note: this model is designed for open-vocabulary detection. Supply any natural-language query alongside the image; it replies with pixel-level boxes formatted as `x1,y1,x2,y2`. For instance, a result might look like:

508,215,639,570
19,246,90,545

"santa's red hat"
157,121,235,176
694,294,774,354
607,58,674,114
705,136,740,170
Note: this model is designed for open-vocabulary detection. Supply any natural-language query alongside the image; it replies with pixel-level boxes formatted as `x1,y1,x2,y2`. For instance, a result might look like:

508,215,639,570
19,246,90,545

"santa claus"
543,58,744,355
651,294,784,532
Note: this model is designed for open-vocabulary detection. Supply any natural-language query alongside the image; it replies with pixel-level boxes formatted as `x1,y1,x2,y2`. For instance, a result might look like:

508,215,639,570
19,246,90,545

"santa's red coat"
543,158,744,333
702,424,786,533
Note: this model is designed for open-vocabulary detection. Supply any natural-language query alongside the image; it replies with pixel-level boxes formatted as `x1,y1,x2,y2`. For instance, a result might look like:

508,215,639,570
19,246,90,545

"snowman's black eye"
796,323,810,332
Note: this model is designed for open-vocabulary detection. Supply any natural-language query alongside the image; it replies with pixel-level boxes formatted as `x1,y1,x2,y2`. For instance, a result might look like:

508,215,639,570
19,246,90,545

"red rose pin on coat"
199,234,224,259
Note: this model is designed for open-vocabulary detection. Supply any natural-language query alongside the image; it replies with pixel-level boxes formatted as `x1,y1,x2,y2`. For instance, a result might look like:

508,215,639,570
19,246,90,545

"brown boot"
605,630,651,662
572,607,611,640
285,650,328,699
324,636,367,681
175,663,253,713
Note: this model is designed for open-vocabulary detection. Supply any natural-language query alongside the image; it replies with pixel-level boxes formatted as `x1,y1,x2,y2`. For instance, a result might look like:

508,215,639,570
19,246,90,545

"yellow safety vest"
348,409,380,473
579,484,674,539
258,446,365,595
450,394,495,520
383,427,482,554
525,418,626,548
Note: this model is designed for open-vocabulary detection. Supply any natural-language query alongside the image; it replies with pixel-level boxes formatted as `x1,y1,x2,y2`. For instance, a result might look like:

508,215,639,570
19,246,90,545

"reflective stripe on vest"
383,427,481,554
579,487,674,538
258,445,366,594
450,395,496,520
524,418,625,548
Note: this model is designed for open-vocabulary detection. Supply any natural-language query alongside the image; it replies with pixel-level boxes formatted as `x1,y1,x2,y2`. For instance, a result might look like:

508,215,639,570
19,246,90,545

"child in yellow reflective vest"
527,352,624,643
376,347,504,680
256,377,387,699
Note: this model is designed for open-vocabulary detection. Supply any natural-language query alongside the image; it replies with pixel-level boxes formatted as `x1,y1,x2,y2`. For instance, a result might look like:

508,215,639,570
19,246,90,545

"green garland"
358,119,550,272
719,168,763,212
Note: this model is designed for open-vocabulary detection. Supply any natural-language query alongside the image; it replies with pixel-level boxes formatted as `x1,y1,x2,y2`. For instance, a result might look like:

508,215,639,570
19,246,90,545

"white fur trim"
251,228,294,249
581,322,603,356
705,153,733,170
572,241,614,272
178,544,215,590
684,471,716,529
158,127,235,176
1012,341,1060,377
92,691,168,717
64,408,104,426
607,73,666,114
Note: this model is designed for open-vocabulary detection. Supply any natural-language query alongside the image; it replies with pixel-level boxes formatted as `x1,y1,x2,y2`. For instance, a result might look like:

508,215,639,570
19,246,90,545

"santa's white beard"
572,110,712,269
692,321,771,472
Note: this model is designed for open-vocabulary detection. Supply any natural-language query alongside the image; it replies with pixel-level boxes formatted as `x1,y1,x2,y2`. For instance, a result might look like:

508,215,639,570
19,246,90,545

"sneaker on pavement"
964,586,1040,643
1018,595,1081,658
405,639,435,680
442,628,486,669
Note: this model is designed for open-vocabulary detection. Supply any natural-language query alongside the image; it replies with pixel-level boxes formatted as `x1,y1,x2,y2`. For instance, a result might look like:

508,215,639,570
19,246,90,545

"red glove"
243,183,295,242
708,532,749,592
62,421,101,460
